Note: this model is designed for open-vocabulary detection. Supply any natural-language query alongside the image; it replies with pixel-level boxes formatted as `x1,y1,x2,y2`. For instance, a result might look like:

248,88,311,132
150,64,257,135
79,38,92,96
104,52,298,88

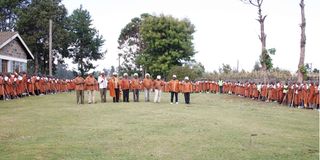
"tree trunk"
34,53,39,74
257,1,268,82
298,0,306,83
80,59,84,77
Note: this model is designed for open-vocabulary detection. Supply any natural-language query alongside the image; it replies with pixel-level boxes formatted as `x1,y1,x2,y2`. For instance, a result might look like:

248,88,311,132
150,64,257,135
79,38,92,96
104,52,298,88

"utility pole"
237,59,239,72
49,19,52,76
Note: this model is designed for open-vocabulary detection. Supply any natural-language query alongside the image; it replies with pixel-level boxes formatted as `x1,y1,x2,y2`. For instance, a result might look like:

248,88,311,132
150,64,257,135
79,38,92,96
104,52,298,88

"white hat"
185,76,189,80
173,75,177,78
134,73,138,77
113,72,118,76
157,75,161,79
123,73,128,76
145,73,150,77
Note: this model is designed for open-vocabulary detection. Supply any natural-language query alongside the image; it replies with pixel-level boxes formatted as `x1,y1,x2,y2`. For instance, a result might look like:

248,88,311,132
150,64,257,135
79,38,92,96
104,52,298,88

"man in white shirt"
98,72,108,103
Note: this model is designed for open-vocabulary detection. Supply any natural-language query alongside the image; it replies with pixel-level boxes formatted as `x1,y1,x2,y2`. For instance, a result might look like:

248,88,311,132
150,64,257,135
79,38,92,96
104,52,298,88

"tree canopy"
16,0,69,74
0,0,30,31
118,14,196,77
68,5,105,76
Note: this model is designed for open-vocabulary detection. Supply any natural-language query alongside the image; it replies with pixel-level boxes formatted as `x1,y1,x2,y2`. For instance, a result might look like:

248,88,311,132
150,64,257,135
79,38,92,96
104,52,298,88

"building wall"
0,39,28,73
0,39,27,59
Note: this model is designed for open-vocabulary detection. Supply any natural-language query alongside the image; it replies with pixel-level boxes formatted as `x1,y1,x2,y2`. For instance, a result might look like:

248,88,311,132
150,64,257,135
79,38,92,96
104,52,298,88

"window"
2,59,8,73
11,61,24,73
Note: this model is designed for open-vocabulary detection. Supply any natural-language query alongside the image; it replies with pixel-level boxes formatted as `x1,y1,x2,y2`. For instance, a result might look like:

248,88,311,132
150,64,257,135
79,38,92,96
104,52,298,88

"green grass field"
0,92,319,160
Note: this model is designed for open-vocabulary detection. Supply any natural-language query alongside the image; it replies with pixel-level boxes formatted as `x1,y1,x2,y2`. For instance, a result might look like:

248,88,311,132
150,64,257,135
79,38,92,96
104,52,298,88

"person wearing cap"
121,73,130,102
168,74,180,104
182,76,192,104
153,75,164,103
73,73,85,104
131,73,140,102
85,73,97,104
98,72,108,103
108,72,120,102
142,73,152,102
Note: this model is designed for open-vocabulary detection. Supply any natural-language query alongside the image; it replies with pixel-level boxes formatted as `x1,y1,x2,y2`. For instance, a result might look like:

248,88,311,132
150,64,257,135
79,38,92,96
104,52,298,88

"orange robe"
168,80,180,93
85,76,96,91
142,78,153,90
131,78,140,90
182,82,192,93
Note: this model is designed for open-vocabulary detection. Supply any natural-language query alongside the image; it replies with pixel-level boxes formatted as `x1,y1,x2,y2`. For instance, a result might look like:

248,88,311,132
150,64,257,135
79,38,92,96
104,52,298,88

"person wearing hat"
168,74,180,104
131,73,140,102
121,73,130,102
153,75,164,103
142,73,152,102
85,73,97,104
73,73,85,104
98,71,108,103
108,72,120,102
182,76,192,104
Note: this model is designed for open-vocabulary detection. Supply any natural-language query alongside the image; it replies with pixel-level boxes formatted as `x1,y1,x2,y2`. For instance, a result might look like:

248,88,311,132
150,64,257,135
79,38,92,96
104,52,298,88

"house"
0,32,34,73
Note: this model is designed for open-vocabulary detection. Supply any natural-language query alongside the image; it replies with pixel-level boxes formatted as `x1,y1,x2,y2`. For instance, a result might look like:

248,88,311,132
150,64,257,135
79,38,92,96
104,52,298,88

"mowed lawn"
0,92,318,160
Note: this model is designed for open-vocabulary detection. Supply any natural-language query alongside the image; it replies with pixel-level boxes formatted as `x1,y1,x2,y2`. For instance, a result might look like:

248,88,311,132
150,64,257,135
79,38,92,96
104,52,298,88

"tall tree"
0,0,29,31
139,15,196,76
68,6,105,76
297,0,306,83
117,13,151,75
242,0,271,79
16,0,70,74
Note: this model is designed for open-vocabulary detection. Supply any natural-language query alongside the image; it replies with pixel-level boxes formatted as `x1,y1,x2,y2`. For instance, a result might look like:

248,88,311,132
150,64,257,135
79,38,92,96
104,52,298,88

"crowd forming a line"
73,72,192,104
1,71,319,110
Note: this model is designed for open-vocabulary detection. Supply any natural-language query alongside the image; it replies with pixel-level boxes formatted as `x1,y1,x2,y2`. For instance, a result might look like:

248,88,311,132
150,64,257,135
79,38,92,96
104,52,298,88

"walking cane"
291,92,295,107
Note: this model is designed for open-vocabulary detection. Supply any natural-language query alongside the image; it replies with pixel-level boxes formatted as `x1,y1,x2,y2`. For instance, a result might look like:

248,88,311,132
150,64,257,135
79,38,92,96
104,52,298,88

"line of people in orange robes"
191,80,319,109
0,72,75,100
2,72,319,110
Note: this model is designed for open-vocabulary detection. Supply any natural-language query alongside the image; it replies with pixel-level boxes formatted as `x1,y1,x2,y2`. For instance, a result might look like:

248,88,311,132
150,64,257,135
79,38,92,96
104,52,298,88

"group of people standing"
194,80,320,109
0,72,72,100
73,72,193,105
1,71,319,110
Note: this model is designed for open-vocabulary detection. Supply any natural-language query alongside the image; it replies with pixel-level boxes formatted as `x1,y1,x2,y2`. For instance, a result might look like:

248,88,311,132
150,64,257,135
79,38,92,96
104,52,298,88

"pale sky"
62,0,320,73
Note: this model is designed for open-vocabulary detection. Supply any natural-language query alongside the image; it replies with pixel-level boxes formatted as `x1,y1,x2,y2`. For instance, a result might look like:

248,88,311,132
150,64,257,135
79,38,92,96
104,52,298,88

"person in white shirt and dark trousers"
98,72,108,103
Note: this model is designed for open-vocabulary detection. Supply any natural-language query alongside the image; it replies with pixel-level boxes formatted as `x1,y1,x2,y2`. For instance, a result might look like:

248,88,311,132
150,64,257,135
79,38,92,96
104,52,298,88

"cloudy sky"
62,0,320,73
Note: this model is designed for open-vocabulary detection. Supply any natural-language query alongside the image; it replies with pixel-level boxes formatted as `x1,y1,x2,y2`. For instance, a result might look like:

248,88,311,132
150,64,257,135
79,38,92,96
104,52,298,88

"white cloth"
144,88,151,101
98,76,107,89
88,90,95,103
154,89,162,103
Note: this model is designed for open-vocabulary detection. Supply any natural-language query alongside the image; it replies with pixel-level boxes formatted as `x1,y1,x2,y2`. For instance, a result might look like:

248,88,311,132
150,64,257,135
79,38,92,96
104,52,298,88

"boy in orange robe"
85,73,97,104
131,73,140,102
168,75,180,104
182,77,192,104
108,72,120,103
142,73,152,102
121,73,130,102
73,73,85,104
